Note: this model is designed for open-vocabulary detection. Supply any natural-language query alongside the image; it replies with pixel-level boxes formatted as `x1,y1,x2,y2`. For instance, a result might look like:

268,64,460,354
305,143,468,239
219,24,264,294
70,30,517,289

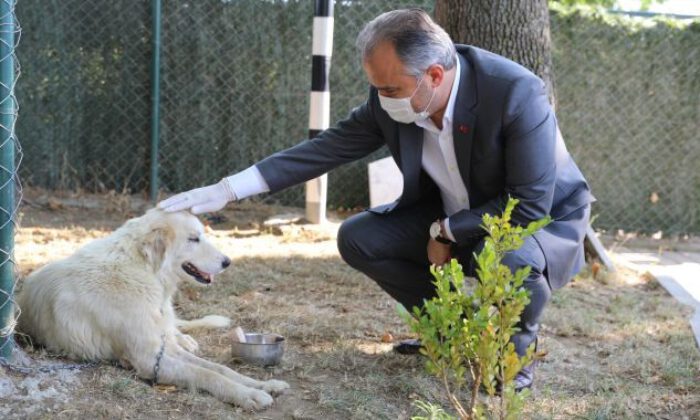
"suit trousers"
337,202,550,357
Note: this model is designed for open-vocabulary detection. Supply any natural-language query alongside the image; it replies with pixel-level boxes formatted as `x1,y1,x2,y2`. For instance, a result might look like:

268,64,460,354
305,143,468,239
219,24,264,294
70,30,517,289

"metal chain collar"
152,333,166,385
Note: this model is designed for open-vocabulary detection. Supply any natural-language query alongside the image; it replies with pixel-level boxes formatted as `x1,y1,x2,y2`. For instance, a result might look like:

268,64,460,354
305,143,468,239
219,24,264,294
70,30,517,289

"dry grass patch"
2,192,699,419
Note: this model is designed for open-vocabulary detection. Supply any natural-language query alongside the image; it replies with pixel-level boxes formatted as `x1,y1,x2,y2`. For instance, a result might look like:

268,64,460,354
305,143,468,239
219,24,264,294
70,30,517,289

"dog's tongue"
207,273,214,283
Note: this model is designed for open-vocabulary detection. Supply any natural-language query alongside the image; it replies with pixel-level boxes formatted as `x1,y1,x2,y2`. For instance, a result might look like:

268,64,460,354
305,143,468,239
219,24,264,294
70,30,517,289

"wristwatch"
429,219,453,245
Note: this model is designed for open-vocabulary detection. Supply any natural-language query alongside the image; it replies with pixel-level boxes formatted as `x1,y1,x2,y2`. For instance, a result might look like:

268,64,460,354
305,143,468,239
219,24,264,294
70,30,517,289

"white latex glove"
158,179,236,214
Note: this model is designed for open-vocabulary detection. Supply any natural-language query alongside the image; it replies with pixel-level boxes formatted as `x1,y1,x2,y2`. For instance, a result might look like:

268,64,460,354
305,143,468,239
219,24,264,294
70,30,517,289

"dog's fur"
17,209,288,410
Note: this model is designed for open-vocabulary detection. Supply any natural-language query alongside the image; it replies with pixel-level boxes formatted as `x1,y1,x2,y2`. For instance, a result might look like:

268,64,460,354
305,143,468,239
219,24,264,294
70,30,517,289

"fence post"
0,0,18,360
305,0,334,224
149,0,162,202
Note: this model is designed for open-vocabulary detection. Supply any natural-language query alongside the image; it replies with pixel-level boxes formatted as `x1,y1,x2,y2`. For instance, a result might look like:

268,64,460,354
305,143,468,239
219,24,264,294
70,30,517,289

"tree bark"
435,0,554,104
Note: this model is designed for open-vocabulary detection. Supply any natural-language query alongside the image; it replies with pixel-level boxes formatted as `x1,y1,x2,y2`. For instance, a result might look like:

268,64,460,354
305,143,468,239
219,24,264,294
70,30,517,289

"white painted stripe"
305,174,328,203
309,91,330,130
305,174,328,223
312,17,334,57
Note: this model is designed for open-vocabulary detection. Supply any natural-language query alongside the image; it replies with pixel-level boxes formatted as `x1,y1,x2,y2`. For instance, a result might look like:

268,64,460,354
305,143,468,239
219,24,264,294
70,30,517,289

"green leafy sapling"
400,197,550,420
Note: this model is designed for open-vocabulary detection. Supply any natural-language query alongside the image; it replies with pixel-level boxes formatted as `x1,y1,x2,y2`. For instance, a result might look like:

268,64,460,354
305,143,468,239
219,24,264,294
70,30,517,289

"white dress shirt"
414,59,467,241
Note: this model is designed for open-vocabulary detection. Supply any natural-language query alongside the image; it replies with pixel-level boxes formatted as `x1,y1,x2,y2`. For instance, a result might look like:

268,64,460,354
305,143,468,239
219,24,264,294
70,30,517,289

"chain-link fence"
0,0,21,360
16,0,431,205
16,1,150,192
551,7,700,234
157,0,433,207
14,1,700,233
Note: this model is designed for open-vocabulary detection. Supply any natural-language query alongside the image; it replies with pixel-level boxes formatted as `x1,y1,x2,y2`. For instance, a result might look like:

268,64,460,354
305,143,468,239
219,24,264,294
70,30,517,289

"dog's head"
138,208,231,285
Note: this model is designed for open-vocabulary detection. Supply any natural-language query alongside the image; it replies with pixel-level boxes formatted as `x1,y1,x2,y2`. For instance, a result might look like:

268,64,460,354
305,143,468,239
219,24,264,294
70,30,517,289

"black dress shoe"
393,338,423,355
484,360,536,395
511,337,538,393
512,362,535,392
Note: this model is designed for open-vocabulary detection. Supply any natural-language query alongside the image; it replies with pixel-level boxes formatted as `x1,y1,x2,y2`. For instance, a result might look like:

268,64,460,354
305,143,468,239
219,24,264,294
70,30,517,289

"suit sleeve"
448,76,557,243
255,89,385,194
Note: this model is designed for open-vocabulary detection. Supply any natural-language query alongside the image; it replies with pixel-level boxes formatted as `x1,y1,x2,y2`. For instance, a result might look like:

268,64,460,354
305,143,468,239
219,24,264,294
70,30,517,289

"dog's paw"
176,332,199,353
201,315,231,328
236,389,273,410
260,379,289,396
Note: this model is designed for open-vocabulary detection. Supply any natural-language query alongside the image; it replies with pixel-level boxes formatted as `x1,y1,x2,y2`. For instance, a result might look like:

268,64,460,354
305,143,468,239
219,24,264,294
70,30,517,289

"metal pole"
0,0,17,360
149,0,162,202
305,0,334,224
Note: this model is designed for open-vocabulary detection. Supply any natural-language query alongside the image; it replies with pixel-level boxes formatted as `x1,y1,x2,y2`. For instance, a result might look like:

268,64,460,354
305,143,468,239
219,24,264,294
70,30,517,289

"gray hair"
356,9,457,78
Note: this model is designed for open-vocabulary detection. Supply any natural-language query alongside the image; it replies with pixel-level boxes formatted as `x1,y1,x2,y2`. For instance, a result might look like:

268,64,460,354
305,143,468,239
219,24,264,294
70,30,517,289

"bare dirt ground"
1,189,699,419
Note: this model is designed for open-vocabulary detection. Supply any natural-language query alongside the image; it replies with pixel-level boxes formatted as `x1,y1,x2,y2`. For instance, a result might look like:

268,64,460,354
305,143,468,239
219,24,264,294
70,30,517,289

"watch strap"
433,219,453,244
434,235,452,245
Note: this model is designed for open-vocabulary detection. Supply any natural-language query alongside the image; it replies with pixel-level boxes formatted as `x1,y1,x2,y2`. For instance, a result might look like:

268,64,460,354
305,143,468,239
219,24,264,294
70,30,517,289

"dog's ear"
141,226,173,271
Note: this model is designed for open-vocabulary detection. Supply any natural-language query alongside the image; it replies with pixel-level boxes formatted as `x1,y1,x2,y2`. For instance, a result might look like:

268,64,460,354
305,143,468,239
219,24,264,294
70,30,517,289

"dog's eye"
188,236,200,243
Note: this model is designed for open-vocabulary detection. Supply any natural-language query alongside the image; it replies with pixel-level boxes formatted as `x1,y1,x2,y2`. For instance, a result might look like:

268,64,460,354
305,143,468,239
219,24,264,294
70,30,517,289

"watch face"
429,222,441,238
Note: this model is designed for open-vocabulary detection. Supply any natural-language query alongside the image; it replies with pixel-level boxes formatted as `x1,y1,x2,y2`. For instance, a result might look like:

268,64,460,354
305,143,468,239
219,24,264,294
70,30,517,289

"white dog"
17,208,288,410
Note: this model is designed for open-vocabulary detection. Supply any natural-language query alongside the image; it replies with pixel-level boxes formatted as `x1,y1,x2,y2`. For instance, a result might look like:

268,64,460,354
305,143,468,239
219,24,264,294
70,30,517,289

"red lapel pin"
458,124,469,134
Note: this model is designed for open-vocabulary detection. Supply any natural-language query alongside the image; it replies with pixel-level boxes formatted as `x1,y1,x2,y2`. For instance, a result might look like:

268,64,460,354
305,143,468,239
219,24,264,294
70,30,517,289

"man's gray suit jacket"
256,45,594,290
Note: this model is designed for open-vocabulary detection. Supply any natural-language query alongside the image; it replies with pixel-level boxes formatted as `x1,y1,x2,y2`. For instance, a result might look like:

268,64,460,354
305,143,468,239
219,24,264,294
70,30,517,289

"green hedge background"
15,2,700,233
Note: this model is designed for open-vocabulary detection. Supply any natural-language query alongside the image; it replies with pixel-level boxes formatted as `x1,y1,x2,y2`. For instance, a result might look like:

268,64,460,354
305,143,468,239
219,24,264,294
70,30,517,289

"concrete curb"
614,252,700,349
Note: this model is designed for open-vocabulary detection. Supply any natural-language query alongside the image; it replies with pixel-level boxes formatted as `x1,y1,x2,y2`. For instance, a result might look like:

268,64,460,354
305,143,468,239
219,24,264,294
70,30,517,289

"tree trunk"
435,0,554,104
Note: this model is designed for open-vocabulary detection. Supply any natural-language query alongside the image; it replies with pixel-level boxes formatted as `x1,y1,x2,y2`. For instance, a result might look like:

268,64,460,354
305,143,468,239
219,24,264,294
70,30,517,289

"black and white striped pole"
305,0,334,224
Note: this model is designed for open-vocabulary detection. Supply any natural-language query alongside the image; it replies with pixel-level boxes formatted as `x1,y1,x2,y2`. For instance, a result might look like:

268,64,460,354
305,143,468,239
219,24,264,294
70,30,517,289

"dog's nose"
222,257,231,269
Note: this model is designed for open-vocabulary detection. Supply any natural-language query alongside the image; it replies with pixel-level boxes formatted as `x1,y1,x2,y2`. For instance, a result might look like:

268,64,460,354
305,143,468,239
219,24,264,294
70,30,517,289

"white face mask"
379,75,436,124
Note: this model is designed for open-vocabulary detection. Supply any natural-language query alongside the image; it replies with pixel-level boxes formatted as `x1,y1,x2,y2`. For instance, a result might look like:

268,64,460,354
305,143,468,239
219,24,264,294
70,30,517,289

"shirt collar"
443,57,461,126
415,58,461,132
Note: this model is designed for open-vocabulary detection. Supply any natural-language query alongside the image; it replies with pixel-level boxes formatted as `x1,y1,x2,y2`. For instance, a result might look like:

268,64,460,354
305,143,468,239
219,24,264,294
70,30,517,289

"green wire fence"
0,0,20,361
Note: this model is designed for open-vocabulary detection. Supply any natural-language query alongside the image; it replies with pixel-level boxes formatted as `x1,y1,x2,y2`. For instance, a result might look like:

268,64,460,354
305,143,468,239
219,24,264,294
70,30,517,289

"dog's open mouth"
182,262,213,284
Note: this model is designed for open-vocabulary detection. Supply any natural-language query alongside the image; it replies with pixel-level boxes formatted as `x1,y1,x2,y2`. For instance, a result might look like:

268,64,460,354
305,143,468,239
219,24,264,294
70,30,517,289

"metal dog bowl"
231,333,285,366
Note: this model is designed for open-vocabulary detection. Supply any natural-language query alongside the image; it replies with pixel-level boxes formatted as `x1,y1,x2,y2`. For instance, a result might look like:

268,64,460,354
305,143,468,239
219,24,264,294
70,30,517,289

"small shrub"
400,198,550,419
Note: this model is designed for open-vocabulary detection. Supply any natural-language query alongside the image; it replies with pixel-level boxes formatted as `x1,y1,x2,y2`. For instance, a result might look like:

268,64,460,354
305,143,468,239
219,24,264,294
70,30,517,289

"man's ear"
427,64,444,87
141,227,173,271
